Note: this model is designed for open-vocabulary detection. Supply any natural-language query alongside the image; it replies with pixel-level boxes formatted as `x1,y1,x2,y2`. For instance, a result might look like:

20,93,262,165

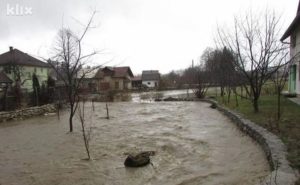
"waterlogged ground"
0,101,270,185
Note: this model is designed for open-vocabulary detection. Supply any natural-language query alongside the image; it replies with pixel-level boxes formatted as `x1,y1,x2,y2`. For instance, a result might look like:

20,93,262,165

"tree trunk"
83,130,91,160
35,87,39,106
69,114,73,132
235,90,239,107
186,89,188,98
277,88,281,120
240,86,243,99
69,105,74,132
57,91,61,120
2,86,8,111
57,104,60,120
92,100,95,112
253,98,259,113
106,103,109,119
227,88,231,104
220,86,225,97
222,95,225,104
79,102,91,160
15,84,22,108
81,118,90,160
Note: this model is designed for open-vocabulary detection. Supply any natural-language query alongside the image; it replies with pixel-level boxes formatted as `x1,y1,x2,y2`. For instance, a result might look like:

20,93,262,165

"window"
147,82,151,85
40,68,43,72
292,65,296,81
34,67,37,73
115,81,119,89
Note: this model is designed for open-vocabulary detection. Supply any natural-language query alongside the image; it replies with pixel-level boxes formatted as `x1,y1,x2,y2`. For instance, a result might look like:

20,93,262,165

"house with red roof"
94,66,134,91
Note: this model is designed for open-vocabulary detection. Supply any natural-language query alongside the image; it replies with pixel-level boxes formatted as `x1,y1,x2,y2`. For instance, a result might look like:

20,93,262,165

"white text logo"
6,4,33,16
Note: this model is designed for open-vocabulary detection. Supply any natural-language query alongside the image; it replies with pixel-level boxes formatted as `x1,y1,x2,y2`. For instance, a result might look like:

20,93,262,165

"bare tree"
271,52,299,122
4,59,30,85
49,12,99,132
204,47,239,103
106,103,110,119
194,70,211,98
4,58,30,108
216,10,288,112
193,48,214,98
0,84,9,111
78,100,92,160
32,73,40,106
160,70,181,89
181,66,195,97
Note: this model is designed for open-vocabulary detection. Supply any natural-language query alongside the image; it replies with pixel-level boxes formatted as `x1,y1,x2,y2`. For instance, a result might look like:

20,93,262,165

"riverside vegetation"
212,93,300,184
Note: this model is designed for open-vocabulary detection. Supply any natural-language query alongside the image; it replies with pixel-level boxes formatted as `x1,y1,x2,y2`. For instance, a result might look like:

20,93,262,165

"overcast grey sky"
0,0,298,74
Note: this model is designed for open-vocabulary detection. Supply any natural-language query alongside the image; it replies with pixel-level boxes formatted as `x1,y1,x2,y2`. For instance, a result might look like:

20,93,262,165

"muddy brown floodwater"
0,102,270,185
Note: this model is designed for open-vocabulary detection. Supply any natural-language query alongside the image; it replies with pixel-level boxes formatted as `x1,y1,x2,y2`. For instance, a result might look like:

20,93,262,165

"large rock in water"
163,97,178,101
154,98,162,102
124,151,155,167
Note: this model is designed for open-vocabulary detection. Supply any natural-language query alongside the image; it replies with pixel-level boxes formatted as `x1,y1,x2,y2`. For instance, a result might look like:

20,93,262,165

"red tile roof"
0,47,50,68
95,66,134,79
113,67,133,78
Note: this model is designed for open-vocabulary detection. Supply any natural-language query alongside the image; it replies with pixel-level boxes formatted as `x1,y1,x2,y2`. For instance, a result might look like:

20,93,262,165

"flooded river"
0,101,270,185
130,89,195,102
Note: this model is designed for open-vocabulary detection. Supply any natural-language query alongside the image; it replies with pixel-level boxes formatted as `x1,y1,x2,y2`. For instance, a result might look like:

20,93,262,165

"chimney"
9,46,13,52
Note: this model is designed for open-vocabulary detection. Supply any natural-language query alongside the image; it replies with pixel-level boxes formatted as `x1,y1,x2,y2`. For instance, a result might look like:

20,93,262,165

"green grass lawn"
213,94,300,182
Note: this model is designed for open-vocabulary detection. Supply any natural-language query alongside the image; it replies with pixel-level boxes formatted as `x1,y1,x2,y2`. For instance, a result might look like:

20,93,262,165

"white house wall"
291,27,300,95
0,66,49,92
296,63,300,95
126,81,132,89
142,80,158,88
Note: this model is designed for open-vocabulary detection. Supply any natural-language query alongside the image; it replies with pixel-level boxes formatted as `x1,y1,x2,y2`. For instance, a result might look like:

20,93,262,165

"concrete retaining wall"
202,99,299,185
0,104,56,123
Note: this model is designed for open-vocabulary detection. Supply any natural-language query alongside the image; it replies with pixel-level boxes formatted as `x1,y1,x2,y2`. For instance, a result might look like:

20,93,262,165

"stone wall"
201,99,299,185
0,104,56,123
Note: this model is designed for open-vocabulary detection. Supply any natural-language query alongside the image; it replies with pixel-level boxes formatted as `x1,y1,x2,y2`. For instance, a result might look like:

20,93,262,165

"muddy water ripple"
0,102,269,185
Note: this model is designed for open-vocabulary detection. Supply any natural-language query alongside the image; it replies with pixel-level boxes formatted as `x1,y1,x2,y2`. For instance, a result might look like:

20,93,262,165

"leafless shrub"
48,11,100,132
78,100,93,160
216,9,289,112
106,103,110,119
